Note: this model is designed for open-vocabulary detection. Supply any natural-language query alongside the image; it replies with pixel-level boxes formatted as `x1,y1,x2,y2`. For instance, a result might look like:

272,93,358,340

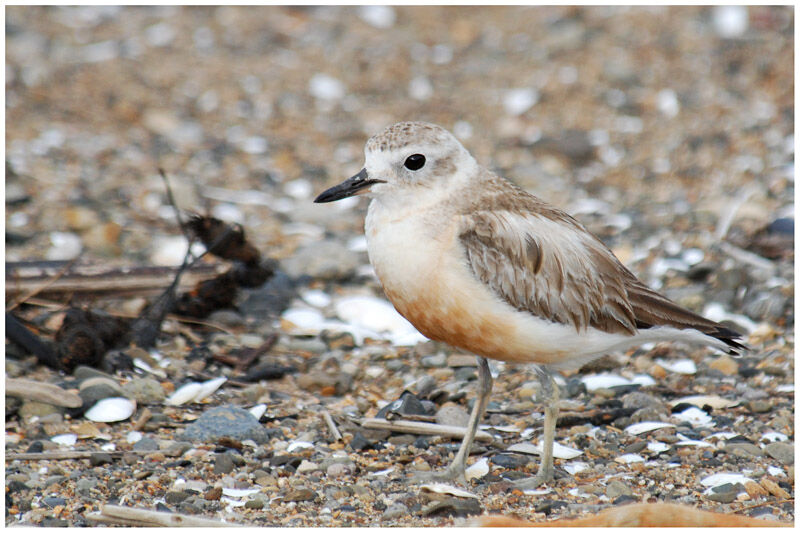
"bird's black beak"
314,168,385,203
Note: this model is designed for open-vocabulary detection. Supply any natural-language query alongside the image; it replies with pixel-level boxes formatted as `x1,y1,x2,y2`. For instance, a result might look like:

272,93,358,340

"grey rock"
764,442,794,465
75,478,98,493
122,377,165,403
747,400,772,414
421,497,482,517
18,401,63,419
79,383,122,408
421,352,447,368
43,496,67,508
606,480,633,499
435,404,470,427
182,406,270,444
238,271,295,319
165,490,190,505
214,453,236,474
706,488,737,503
244,498,265,510
132,438,159,452
282,240,360,281
44,475,67,487
724,442,764,458
73,366,116,381
382,502,409,521
89,452,113,466
622,392,661,410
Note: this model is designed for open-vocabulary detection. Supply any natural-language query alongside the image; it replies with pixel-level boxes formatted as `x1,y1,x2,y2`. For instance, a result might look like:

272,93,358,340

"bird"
314,121,745,487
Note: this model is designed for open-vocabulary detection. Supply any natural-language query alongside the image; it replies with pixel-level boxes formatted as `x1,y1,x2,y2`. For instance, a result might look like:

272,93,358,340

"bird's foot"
409,464,467,485
511,470,553,491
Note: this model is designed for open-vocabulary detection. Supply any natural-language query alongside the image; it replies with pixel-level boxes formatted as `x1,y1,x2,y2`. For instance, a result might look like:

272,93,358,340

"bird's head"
314,121,477,204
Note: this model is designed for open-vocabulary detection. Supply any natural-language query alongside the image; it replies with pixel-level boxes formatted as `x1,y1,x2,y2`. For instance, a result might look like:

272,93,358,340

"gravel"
5,5,793,528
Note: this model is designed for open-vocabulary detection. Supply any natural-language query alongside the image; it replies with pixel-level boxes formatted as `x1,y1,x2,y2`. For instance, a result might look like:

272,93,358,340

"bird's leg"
513,367,559,489
413,356,492,483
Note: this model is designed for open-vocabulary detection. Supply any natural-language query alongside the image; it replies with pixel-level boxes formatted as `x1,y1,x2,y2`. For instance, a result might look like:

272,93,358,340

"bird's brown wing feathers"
458,206,744,351
459,209,639,335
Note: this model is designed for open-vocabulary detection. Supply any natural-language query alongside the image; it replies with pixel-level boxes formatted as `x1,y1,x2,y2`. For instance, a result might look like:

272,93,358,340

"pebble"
421,497,482,518
214,453,236,475
284,487,317,502
244,498,264,510
122,377,166,403
382,502,409,521
165,490,190,505
747,400,772,414
283,239,360,281
724,442,764,458
326,463,350,478
764,442,794,465
421,353,447,368
182,406,271,443
89,452,113,466
490,454,529,469
132,438,159,452
435,405,470,427
709,355,739,376
204,487,222,500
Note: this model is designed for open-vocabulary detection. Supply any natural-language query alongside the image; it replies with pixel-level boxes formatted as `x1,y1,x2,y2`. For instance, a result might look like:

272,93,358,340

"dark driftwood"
6,261,227,300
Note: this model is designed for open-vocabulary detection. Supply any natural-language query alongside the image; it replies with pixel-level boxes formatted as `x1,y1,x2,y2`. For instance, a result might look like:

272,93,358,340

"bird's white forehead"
365,121,455,154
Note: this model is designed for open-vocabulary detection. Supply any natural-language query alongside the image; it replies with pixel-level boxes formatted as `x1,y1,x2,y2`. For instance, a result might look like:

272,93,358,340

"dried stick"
322,410,342,441
361,417,493,442
6,258,77,311
86,504,242,527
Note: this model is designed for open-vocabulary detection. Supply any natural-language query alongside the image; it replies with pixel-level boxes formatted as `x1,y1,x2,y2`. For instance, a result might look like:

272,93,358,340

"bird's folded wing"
458,209,639,335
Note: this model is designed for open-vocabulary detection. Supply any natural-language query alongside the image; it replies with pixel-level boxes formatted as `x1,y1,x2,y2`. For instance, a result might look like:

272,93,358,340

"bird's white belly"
364,201,657,367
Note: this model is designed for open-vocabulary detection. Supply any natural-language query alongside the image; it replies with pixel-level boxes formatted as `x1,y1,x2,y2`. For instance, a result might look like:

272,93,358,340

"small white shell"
675,433,713,448
672,407,714,428
647,441,670,453
51,434,78,446
655,358,697,375
507,441,583,459
367,467,394,477
127,431,143,443
165,376,226,406
564,461,590,475
464,458,489,481
420,483,478,499
248,404,267,420
761,432,789,443
193,376,227,402
616,453,645,464
286,440,314,453
669,395,738,410
165,382,203,406
625,421,675,435
85,397,136,423
701,472,752,489
222,487,260,498
580,374,631,391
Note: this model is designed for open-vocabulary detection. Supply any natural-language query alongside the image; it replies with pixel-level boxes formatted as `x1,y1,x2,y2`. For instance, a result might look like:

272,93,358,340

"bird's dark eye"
404,154,426,171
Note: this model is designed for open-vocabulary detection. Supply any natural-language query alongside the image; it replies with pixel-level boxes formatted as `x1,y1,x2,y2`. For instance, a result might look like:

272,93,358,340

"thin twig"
360,417,493,442
87,504,242,527
322,410,342,441
6,449,182,461
131,407,152,431
735,498,794,514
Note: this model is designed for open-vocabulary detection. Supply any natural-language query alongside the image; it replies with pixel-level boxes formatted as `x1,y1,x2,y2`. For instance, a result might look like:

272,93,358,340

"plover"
315,121,744,487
